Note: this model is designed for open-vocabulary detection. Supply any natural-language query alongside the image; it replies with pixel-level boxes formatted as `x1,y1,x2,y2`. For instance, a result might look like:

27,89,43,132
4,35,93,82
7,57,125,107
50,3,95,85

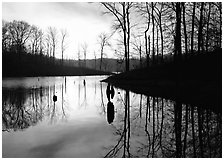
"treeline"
101,2,222,71
2,20,113,76
2,51,111,77
2,20,68,63
2,2,222,74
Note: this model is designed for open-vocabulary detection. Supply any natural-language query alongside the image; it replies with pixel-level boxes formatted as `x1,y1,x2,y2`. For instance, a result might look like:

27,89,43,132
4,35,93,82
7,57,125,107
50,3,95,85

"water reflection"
2,77,221,158
104,89,221,158
107,102,114,124
106,84,115,124
2,77,70,132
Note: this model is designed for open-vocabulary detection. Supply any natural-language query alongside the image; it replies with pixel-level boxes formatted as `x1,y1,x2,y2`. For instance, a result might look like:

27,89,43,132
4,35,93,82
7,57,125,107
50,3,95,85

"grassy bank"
102,49,222,113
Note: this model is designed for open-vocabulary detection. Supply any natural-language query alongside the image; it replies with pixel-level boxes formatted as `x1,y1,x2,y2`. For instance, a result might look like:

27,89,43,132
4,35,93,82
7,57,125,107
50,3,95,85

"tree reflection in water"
2,81,68,132
104,89,221,158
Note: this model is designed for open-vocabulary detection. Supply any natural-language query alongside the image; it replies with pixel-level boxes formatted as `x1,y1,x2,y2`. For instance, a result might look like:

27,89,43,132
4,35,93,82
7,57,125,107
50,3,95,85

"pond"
2,76,222,158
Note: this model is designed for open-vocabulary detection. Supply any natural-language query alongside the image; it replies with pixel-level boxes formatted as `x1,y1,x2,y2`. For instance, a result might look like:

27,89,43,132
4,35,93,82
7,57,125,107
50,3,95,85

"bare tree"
60,29,68,65
98,32,110,70
151,2,155,65
191,2,196,54
81,42,88,68
174,2,182,62
198,2,204,54
102,2,133,72
205,3,211,53
182,2,188,59
7,20,33,54
77,47,81,67
154,2,164,63
131,34,143,68
144,2,150,67
47,27,58,61
2,20,11,52
94,51,97,70
30,26,43,55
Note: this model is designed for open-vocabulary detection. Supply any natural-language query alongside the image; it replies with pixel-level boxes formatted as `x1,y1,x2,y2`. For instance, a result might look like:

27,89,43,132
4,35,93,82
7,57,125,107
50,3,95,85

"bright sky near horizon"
2,2,116,59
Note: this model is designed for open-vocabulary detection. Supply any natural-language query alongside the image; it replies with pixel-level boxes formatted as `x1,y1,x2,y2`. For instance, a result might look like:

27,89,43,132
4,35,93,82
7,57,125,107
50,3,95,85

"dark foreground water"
2,76,221,158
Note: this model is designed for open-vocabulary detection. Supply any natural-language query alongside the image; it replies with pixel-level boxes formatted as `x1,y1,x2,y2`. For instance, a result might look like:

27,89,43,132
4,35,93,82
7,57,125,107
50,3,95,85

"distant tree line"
102,2,222,71
2,20,68,65
2,2,222,73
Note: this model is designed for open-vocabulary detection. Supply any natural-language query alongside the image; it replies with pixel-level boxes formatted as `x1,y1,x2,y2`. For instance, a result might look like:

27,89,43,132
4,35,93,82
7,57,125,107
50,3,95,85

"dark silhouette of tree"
174,2,182,62
205,3,211,53
198,2,204,55
154,2,164,63
131,34,143,68
7,20,33,54
102,2,133,72
47,27,58,62
191,2,196,54
182,2,188,59
60,29,68,65
81,42,88,68
2,20,11,52
151,2,155,65
98,32,110,70
77,46,81,67
94,51,97,70
30,26,43,55
145,3,150,67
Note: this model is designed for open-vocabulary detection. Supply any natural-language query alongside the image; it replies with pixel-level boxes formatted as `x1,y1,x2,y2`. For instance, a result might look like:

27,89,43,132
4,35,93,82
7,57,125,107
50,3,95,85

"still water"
2,76,221,158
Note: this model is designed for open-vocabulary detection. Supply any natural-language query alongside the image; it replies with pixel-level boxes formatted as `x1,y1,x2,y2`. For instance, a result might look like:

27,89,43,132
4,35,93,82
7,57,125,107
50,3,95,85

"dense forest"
101,2,222,113
2,2,222,76
101,2,221,71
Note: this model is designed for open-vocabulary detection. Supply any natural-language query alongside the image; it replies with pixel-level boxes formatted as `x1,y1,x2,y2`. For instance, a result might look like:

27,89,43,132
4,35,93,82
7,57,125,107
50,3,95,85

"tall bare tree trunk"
198,2,204,54
127,2,131,72
152,2,155,65
206,3,211,53
175,2,182,62
122,3,128,72
191,3,196,54
182,2,188,59
145,2,150,67
156,25,159,64
159,13,164,63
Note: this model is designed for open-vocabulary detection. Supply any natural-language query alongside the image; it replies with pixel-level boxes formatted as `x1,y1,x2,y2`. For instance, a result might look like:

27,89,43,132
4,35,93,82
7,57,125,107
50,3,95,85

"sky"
2,2,116,59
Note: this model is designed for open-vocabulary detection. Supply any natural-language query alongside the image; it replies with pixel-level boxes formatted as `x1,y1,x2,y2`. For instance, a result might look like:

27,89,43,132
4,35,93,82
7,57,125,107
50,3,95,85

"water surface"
2,76,221,158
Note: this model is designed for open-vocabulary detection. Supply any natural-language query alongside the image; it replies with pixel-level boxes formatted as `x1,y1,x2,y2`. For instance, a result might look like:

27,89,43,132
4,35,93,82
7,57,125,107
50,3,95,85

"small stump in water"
53,95,57,102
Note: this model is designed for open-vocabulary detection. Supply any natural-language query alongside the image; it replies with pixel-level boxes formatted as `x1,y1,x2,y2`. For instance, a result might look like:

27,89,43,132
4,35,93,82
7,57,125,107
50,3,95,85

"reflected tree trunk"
191,106,196,157
183,104,189,157
139,94,142,118
64,77,67,94
174,100,182,157
145,95,151,157
61,82,66,118
152,97,155,157
159,98,164,153
127,91,131,157
206,109,211,157
100,83,105,114
78,80,80,107
123,91,127,157
197,107,204,157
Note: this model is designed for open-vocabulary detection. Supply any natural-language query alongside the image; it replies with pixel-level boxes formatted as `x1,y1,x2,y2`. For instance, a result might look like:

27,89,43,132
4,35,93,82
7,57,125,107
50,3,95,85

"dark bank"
102,48,222,114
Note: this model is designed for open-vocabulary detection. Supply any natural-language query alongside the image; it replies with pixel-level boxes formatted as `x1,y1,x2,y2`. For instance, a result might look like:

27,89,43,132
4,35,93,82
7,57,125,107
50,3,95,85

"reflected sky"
2,76,221,158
